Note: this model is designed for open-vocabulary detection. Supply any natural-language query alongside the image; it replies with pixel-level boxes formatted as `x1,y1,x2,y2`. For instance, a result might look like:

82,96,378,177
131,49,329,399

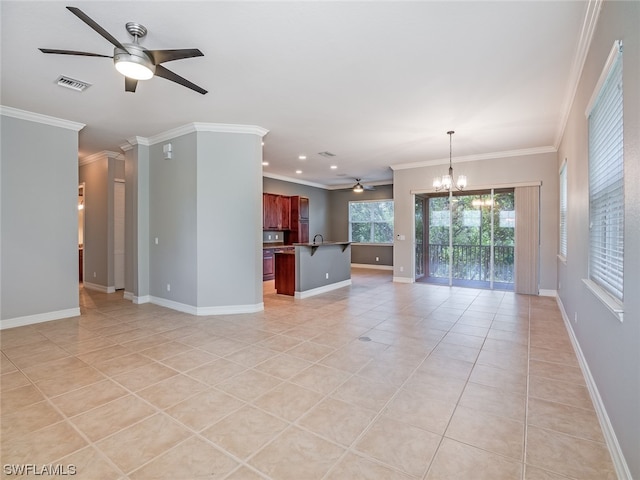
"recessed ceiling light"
296,170,302,174
330,165,338,169
262,161,269,166
298,155,307,160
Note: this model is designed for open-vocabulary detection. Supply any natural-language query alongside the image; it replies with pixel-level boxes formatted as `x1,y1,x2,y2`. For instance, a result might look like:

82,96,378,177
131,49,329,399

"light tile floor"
1,269,616,479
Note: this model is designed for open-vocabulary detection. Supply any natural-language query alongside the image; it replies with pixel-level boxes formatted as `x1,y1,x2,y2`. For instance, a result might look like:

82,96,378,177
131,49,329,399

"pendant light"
433,131,467,191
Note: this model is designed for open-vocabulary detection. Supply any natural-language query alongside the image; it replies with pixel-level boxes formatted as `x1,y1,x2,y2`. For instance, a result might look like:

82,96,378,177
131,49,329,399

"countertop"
293,241,351,247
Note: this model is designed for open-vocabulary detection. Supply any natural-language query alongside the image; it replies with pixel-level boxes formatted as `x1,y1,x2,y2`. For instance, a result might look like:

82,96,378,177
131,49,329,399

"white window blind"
588,42,623,302
559,160,567,258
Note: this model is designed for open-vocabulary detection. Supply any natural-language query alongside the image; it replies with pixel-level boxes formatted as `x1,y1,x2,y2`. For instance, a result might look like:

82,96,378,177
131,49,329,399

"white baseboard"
148,296,264,316
556,297,632,480
123,291,134,301
393,276,414,284
351,263,393,271
1,307,81,330
294,279,352,299
539,289,558,297
82,282,115,293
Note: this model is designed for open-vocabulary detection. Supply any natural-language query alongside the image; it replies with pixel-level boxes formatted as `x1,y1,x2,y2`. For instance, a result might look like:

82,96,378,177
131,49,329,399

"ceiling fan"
352,178,375,193
39,6,207,94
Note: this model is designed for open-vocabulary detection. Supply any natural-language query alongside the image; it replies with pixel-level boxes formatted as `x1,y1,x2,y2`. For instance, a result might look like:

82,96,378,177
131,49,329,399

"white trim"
82,282,115,294
351,263,393,271
0,308,80,330
411,181,542,196
294,279,352,299
391,146,556,171
79,150,122,166
263,172,328,190
557,254,567,266
582,279,624,322
556,297,632,480
393,276,414,284
123,291,134,301
133,295,151,305
0,106,85,131
554,0,603,147
585,40,623,117
538,289,557,297
146,296,264,315
326,180,393,191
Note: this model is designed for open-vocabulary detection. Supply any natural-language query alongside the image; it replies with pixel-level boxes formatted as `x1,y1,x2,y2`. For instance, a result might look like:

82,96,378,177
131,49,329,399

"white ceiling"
1,1,589,188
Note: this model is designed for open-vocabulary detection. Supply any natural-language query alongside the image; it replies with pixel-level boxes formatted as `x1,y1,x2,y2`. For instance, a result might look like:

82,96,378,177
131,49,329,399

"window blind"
588,44,623,301
559,161,567,258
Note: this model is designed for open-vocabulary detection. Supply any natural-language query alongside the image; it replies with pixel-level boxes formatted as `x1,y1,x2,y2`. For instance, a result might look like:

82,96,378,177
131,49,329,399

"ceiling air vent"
56,75,91,92
318,151,336,157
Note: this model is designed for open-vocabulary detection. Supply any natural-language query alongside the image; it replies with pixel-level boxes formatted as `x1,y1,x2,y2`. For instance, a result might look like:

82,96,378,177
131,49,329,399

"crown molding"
553,0,603,148
391,145,557,171
262,172,329,190
79,150,122,166
0,106,85,132
326,180,393,191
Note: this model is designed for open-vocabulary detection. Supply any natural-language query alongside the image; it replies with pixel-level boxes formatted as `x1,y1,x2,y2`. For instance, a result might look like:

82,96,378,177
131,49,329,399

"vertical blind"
559,161,567,258
588,43,624,301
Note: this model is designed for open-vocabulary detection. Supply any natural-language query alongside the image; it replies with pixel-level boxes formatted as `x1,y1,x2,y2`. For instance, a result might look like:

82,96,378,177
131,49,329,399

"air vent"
56,75,91,92
318,151,336,157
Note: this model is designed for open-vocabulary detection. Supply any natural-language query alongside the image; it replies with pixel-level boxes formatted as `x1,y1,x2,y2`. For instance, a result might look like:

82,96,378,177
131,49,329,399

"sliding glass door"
420,189,514,290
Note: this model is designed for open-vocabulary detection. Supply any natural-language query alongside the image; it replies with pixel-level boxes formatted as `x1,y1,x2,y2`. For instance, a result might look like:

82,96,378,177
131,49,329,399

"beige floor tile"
403,369,466,403
299,397,376,447
112,363,178,391
290,363,351,395
469,363,527,395
185,358,246,385
257,334,303,352
50,379,128,417
417,354,474,380
2,421,87,466
426,437,522,480
527,397,604,442
253,353,312,380
93,353,155,377
137,374,207,409
225,466,269,480
159,349,218,372
70,394,156,442
384,388,457,435
530,345,579,367
57,446,123,480
95,413,191,474
252,381,323,421
528,375,594,410
476,348,528,374
165,388,245,431
459,381,526,421
355,415,441,477
331,375,398,412
215,369,280,401
524,465,575,480
199,337,248,356
1,370,31,391
1,384,46,412
249,426,345,480
129,435,238,479
76,345,131,365
445,405,524,460
1,400,63,437
223,345,278,368
326,452,415,480
202,405,288,459
319,348,372,373
286,341,335,362
442,331,486,349
35,366,105,397
526,426,615,479
529,359,586,385
20,356,88,383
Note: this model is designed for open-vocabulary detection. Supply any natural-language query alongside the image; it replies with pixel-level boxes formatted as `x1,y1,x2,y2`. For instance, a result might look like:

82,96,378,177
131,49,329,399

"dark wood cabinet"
288,196,309,243
263,249,275,280
275,252,295,295
263,193,292,230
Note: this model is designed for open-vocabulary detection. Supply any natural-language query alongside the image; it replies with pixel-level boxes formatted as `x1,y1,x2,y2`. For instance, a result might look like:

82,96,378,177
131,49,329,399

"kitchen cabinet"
263,249,275,280
288,196,309,243
263,193,291,230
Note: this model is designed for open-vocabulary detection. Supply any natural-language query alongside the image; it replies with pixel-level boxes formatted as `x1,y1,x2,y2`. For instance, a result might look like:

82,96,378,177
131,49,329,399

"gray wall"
393,152,558,290
328,184,394,267
1,113,81,324
263,176,330,240
557,1,639,477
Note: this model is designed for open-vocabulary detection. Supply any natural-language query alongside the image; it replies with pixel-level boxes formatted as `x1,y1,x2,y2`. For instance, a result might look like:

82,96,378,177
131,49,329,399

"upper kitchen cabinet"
288,196,309,243
263,193,291,230
291,196,309,221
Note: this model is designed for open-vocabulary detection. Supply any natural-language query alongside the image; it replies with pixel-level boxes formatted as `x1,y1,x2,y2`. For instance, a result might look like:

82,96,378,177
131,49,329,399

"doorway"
415,188,515,290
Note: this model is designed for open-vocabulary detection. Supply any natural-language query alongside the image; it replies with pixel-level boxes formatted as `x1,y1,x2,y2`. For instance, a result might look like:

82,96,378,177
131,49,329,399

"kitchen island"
274,242,351,298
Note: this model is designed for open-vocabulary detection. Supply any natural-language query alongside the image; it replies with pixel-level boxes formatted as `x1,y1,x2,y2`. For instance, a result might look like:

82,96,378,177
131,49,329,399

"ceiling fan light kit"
39,7,207,94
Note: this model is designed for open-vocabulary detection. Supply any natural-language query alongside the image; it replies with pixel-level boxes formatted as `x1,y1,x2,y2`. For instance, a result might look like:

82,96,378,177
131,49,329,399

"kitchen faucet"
313,234,324,244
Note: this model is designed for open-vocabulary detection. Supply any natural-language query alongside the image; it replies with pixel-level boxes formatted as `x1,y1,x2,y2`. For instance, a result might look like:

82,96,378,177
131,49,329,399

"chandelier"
433,130,467,191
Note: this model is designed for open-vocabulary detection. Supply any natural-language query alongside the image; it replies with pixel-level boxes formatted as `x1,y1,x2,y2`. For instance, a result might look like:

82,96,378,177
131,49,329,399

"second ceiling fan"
39,6,207,94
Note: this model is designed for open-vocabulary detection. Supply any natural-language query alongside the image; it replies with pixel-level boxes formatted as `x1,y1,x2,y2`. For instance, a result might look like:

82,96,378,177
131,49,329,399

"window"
587,41,624,304
559,160,568,259
349,200,394,243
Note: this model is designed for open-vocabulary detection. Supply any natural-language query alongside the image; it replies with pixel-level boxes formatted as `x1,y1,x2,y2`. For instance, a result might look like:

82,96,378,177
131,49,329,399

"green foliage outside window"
349,200,394,243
